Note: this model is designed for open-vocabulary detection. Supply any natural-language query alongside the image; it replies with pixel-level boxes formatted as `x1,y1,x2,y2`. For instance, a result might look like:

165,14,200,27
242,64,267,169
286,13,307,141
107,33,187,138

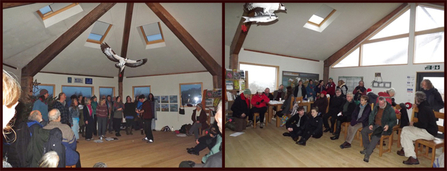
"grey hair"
48,109,61,122
38,151,59,168
336,88,342,92
378,96,386,102
387,88,395,96
346,92,354,97
415,91,427,104
93,162,107,168
28,110,41,121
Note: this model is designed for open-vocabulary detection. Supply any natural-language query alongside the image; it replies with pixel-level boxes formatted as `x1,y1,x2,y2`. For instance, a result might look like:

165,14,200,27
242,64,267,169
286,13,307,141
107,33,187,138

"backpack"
179,124,192,133
161,126,171,132
26,124,50,167
43,128,66,167
5,122,31,167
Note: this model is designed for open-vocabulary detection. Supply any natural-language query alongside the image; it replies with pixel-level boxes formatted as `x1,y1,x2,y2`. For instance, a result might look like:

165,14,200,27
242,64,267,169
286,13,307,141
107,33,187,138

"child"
297,108,323,146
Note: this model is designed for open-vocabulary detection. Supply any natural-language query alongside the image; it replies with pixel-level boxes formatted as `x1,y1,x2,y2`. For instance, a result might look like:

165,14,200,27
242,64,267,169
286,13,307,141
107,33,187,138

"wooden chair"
66,165,76,168
359,131,394,157
414,111,444,166
392,105,402,148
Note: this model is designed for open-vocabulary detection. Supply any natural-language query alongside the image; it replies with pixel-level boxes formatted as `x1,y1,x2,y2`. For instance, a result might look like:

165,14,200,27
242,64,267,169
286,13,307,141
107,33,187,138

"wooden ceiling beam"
229,10,254,69
146,3,221,77
2,3,34,9
21,3,116,77
118,3,134,83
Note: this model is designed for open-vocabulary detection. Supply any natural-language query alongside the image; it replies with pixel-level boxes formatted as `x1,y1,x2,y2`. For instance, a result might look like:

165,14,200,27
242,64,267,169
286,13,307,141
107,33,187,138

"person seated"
251,89,270,128
313,90,328,117
323,88,344,133
275,86,294,126
93,162,107,168
397,91,438,165
188,103,209,140
377,88,397,106
44,109,80,167
340,95,371,149
283,107,308,142
38,151,59,168
293,80,307,98
366,88,378,106
231,89,251,131
273,84,285,101
306,79,316,101
187,123,219,156
331,92,356,140
360,96,396,162
353,81,366,102
297,108,323,146
264,88,274,100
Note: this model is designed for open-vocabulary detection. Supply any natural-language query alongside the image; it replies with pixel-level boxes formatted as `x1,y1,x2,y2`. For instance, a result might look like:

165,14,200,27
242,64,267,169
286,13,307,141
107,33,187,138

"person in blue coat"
306,79,316,101
33,89,49,123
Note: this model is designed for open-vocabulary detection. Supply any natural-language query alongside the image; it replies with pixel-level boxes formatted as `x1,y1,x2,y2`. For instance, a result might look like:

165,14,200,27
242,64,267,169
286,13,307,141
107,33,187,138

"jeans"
97,117,107,137
71,118,79,140
143,119,154,140
189,122,202,139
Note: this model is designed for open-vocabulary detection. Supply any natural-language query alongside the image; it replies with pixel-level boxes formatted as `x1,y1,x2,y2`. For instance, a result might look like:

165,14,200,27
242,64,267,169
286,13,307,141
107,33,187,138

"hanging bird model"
100,42,148,72
242,3,287,24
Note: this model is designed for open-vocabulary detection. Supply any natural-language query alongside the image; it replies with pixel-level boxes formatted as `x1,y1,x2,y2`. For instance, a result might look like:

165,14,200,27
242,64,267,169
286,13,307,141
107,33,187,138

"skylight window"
36,3,83,28
86,21,112,44
307,5,336,26
138,22,166,49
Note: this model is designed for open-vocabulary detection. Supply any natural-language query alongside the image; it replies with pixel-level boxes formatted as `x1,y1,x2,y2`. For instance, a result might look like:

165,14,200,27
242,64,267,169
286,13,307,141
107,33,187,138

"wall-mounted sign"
68,77,72,83
85,78,93,84
425,65,440,70
74,78,83,83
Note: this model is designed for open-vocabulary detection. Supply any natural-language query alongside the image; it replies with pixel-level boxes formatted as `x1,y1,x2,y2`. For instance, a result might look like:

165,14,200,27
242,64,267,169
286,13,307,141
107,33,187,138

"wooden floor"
76,130,207,167
225,121,433,167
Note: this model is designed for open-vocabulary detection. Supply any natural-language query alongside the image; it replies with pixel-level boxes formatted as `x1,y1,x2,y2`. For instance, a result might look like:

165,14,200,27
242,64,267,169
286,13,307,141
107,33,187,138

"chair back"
434,111,444,133
326,97,330,113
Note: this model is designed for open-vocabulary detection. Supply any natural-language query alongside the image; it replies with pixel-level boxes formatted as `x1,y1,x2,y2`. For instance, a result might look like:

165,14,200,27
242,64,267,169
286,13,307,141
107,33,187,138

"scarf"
87,104,93,116
241,93,249,107
357,104,366,120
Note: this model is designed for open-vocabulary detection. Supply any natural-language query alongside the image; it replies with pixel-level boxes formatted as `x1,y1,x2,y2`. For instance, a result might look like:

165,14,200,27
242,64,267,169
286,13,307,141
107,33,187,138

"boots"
330,120,341,140
126,128,130,135
296,138,307,146
129,128,133,135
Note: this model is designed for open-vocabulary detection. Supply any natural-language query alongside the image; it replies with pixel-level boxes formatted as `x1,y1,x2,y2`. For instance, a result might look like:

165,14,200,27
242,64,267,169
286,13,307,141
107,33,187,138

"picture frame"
68,77,72,83
169,95,178,103
170,104,178,112
133,86,151,99
161,96,169,103
179,82,203,106
154,96,160,102
161,104,169,112
156,104,160,111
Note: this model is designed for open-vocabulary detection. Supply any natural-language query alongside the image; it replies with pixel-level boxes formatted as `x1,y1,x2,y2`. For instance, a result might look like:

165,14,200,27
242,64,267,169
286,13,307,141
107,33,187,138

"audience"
397,91,437,165
273,84,285,101
297,108,323,146
353,80,366,102
325,78,336,97
32,89,49,123
360,96,396,162
38,151,59,168
264,88,274,100
188,103,209,140
251,89,270,128
231,89,251,131
112,96,124,137
96,98,108,140
83,99,94,141
44,109,80,167
420,79,444,112
293,80,307,98
283,107,308,142
337,80,348,98
53,92,70,127
340,95,371,149
331,92,356,140
276,86,294,118
323,88,344,133
306,79,316,101
366,88,378,106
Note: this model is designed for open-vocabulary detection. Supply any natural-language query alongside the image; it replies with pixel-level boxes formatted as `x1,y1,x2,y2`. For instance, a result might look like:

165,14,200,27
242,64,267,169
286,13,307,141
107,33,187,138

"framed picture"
85,78,93,84
170,104,178,112
161,96,169,103
205,98,213,106
99,87,115,100
169,95,178,103
179,82,203,106
133,86,150,99
68,77,72,83
74,77,83,83
156,104,161,111
161,104,169,112
154,96,160,102
33,84,55,98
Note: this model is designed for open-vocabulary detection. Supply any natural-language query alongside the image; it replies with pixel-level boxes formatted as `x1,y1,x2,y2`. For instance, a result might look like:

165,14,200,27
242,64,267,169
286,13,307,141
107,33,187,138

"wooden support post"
20,76,33,103
118,3,134,99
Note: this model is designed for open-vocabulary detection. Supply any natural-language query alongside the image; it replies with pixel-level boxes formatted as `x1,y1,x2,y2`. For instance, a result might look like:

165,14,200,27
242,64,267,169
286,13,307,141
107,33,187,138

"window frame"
36,3,79,20
239,62,280,93
139,22,165,45
132,85,151,100
307,9,336,27
179,82,203,107
86,21,113,44
99,86,115,99
34,84,56,98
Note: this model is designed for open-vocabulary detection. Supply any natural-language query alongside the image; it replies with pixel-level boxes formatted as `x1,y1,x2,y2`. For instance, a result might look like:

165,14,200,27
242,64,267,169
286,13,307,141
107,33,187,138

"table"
267,101,284,125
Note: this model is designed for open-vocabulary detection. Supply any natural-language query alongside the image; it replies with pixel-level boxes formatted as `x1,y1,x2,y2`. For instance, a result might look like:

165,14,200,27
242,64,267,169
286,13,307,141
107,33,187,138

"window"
362,37,408,66
33,84,55,98
37,3,83,28
239,63,278,94
139,22,166,49
414,5,444,64
62,85,93,106
370,10,410,40
179,83,203,106
307,5,336,26
133,86,151,100
333,48,360,68
99,87,114,100
87,21,112,44
415,5,444,32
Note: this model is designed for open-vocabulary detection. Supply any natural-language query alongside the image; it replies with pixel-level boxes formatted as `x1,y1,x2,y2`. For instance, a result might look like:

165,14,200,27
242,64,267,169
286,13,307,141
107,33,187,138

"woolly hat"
39,89,48,96
243,89,251,95
320,90,327,96
366,88,373,93
196,103,203,109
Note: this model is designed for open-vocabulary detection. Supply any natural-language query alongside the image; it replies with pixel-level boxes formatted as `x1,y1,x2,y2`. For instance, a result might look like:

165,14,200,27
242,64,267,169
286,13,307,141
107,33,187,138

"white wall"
225,45,325,86
3,66,21,81
34,73,118,97
330,63,444,118
123,72,214,130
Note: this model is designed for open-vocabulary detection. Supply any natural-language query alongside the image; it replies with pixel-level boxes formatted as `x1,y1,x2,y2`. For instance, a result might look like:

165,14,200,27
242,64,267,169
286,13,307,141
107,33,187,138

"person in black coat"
331,92,356,140
323,88,344,133
124,96,136,135
340,95,372,149
297,108,323,146
313,90,328,116
421,79,444,112
264,88,274,100
293,80,307,98
83,99,95,140
230,89,251,132
283,107,308,142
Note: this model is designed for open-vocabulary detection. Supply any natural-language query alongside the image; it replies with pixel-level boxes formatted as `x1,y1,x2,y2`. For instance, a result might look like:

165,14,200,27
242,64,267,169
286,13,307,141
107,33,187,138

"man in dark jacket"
331,92,356,140
323,88,344,133
397,91,438,165
421,79,444,112
283,107,308,142
340,95,371,149
141,97,154,143
231,89,251,131
273,84,285,101
53,92,70,127
297,108,323,146
293,80,307,98
353,81,366,101
360,96,396,162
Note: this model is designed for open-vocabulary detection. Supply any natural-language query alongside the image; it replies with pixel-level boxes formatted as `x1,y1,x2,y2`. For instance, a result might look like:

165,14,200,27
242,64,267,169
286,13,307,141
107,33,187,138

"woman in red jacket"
251,89,270,128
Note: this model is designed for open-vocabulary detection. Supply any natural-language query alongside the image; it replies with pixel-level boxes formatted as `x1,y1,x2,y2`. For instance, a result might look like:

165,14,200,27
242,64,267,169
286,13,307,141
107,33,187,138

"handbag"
179,105,185,115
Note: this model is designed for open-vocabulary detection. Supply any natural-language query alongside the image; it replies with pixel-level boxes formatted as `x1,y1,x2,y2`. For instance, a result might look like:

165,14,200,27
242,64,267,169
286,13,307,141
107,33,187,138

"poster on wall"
74,78,83,83
170,104,178,112
161,104,169,112
154,96,160,102
68,77,72,83
156,104,160,111
85,78,93,84
161,96,169,103
169,95,178,103
282,71,319,89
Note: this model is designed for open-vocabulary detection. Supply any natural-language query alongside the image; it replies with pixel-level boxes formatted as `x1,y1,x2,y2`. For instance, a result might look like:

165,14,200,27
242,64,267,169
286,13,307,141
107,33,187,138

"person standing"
397,91,437,165
293,80,307,98
106,95,114,134
33,89,49,123
337,80,348,99
53,92,70,127
148,93,158,131
326,78,336,97
113,96,124,137
316,80,326,95
124,96,136,135
141,95,154,143
91,96,98,136
96,98,108,139
306,79,316,101
251,90,270,128
360,96,397,162
420,79,444,112
135,95,145,135
83,98,94,141
77,96,85,137
353,81,366,102
69,99,80,141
